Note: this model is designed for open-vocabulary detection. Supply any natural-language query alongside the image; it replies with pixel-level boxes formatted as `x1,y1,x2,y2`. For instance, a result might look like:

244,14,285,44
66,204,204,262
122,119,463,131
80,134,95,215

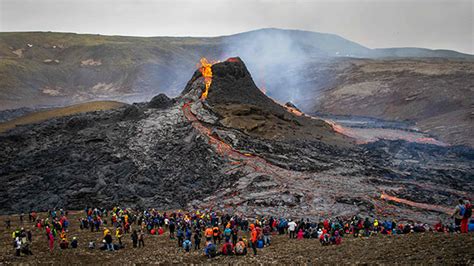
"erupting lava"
198,58,214,100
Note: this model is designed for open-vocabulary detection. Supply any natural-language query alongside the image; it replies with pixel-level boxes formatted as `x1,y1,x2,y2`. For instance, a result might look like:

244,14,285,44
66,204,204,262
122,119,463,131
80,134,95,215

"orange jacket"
251,228,258,243
205,228,214,238
212,227,220,237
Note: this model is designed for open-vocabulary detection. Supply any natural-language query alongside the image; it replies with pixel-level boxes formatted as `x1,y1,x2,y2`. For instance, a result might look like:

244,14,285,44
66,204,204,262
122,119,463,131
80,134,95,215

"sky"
1,0,473,54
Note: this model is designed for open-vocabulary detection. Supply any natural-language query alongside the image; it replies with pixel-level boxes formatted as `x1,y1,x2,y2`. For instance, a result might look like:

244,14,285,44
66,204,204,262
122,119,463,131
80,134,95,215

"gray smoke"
220,29,311,103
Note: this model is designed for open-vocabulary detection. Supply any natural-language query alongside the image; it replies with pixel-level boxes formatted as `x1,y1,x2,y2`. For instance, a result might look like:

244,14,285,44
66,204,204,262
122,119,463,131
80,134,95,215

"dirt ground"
0,213,473,264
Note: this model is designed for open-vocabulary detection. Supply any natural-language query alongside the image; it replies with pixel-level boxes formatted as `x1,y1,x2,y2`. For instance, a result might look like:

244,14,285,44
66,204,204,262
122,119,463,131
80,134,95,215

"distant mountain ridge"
0,28,472,111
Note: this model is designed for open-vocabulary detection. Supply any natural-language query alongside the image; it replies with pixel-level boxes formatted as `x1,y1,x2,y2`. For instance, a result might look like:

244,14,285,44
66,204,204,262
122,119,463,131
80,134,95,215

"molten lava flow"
325,120,348,135
380,192,452,215
198,58,213,100
284,106,304,116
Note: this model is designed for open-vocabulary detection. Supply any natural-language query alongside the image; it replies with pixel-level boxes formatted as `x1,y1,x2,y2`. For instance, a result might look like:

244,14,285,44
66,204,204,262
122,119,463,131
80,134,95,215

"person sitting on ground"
234,238,247,255
204,240,217,258
88,240,95,249
334,230,342,245
297,228,304,240
320,229,330,246
221,240,234,256
71,237,78,248
183,238,192,252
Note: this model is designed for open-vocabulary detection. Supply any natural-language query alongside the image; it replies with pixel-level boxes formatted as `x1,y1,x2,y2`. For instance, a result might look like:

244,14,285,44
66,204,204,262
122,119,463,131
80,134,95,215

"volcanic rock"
148,93,174,109
0,57,472,224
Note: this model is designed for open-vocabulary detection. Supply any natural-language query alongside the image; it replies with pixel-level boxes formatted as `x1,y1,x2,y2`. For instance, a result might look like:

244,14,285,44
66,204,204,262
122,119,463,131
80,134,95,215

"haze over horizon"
1,0,473,54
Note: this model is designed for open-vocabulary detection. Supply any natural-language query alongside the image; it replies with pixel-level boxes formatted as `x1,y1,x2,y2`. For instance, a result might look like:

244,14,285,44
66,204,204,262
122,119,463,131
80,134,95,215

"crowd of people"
7,198,473,258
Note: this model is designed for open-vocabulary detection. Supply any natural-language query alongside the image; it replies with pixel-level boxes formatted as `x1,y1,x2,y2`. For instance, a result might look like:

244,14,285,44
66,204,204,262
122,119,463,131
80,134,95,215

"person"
48,232,54,252
138,230,145,248
204,241,217,258
224,226,232,243
250,224,258,256
452,199,466,232
205,226,213,241
131,230,138,248
263,224,271,246
177,227,184,247
231,226,239,246
297,228,304,240
14,237,21,256
183,238,192,252
116,226,123,247
234,238,247,255
71,237,78,248
212,225,221,244
104,230,114,251
221,241,234,256
364,218,372,237
194,229,202,250
461,199,472,233
26,230,32,243
169,220,176,239
20,239,33,256
60,238,69,249
320,229,330,246
288,219,297,239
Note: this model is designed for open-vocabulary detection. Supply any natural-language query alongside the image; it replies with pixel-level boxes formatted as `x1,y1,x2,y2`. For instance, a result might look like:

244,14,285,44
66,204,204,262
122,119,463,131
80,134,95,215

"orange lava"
380,192,452,214
284,105,304,116
198,58,213,100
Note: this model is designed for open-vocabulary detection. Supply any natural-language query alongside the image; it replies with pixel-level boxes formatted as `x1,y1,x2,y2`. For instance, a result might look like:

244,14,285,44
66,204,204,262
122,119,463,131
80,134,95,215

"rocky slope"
0,58,472,224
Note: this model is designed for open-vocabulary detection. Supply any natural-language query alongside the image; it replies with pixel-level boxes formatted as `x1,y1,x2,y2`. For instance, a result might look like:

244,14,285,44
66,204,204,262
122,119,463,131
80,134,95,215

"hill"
0,101,125,133
0,29,472,110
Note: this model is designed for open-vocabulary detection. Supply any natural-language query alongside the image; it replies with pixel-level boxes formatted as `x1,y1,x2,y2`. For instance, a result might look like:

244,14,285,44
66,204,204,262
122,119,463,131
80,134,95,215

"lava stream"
380,192,452,215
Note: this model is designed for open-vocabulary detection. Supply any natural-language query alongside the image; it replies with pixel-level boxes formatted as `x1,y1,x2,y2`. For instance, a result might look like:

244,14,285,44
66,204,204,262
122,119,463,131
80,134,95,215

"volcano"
0,58,472,223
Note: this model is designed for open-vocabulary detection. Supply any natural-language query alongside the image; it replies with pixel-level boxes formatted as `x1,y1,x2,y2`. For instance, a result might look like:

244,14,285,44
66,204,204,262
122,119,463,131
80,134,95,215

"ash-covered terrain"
0,58,473,223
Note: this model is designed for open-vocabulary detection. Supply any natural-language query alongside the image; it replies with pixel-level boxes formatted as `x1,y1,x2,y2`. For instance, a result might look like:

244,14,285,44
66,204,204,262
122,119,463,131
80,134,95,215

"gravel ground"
1,213,473,264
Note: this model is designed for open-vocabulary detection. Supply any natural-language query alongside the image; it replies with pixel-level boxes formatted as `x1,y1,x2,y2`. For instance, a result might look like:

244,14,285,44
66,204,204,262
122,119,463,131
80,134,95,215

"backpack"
464,204,472,218
235,242,245,254
183,240,191,250
207,243,217,257
222,243,232,255
459,205,466,216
